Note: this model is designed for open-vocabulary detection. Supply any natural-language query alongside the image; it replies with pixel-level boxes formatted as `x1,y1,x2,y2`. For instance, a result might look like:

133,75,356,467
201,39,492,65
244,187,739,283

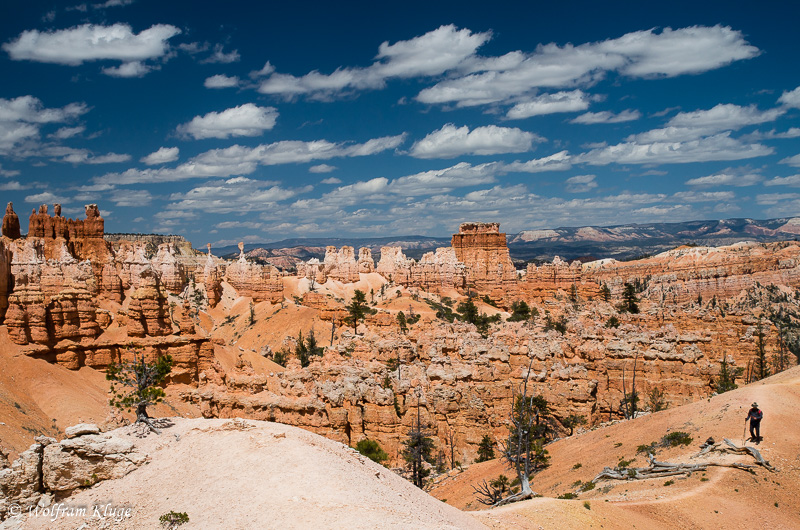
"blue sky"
1,0,799,247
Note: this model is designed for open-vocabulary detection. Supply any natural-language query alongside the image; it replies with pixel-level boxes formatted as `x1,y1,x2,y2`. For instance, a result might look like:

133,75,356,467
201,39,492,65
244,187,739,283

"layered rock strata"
224,243,283,302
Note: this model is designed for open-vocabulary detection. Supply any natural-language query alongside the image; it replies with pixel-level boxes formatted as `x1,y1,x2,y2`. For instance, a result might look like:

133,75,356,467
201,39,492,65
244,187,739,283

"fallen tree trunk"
592,439,776,484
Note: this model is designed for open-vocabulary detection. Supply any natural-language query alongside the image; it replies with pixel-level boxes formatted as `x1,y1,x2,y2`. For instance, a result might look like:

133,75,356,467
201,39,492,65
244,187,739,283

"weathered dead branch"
592,438,776,483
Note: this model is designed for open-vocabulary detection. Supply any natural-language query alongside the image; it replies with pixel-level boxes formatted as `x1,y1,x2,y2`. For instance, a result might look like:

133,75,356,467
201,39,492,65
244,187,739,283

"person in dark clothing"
746,402,763,442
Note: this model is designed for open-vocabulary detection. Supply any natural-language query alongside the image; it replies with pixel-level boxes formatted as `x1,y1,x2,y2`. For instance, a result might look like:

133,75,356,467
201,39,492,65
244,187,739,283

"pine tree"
476,434,495,462
106,350,173,434
403,393,435,489
346,290,369,333
397,311,408,333
600,283,611,302
620,283,639,314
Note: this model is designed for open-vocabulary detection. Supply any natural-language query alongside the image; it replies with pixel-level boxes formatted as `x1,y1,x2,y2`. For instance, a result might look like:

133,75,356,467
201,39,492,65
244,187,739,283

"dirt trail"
434,366,800,529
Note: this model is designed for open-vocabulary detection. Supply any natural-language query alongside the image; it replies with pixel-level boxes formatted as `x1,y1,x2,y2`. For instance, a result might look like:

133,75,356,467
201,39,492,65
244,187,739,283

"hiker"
746,402,763,442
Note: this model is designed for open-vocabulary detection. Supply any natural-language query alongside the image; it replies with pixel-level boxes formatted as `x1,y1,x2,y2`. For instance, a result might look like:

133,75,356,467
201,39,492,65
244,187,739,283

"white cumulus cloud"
778,86,800,109
417,25,758,108
177,104,278,140
506,90,592,119
3,23,180,70
141,146,179,165
204,74,240,89
570,109,641,124
309,164,336,173
409,124,543,159
565,174,597,193
257,25,490,99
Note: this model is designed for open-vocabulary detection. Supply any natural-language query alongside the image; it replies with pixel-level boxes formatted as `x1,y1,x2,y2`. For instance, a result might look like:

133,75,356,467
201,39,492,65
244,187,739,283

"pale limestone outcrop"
151,242,187,293
42,433,146,492
224,243,283,302
5,239,99,345
0,428,146,518
204,245,222,307
375,246,466,292
126,266,172,337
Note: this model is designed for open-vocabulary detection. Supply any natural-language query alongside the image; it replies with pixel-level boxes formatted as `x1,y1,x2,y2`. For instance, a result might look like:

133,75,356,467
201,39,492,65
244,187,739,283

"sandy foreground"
8,417,485,530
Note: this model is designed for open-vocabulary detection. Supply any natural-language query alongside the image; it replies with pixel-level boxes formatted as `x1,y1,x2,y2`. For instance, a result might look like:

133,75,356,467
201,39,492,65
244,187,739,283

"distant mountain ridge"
210,216,800,266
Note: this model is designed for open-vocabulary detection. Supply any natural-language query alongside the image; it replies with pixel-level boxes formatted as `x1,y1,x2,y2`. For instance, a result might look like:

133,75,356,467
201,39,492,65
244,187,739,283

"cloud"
685,168,762,187
48,125,86,139
504,150,573,173
204,74,240,89
250,62,275,78
102,61,157,78
0,96,88,123
96,134,405,184
778,86,800,109
764,175,800,187
320,177,341,184
50,148,131,164
565,174,597,193
672,190,736,202
756,193,800,205
110,188,151,206
665,103,784,132
781,154,800,167
141,146,179,165
570,109,641,124
163,177,310,215
742,128,800,140
417,25,758,108
215,221,264,229
25,191,71,204
309,164,336,173
0,181,28,190
93,0,135,8
201,44,240,64
409,124,543,159
0,96,92,156
176,104,278,139
506,90,592,119
0,164,21,177
257,25,490,99
3,23,180,71
578,133,773,165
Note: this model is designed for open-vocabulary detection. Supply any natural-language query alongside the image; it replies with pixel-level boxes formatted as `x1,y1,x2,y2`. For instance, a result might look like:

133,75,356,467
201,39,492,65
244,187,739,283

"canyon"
0,206,797,471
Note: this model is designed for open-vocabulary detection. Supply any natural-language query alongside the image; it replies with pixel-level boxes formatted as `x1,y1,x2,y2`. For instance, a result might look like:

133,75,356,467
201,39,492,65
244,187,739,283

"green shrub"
557,492,577,500
159,511,189,528
661,432,692,448
355,438,389,464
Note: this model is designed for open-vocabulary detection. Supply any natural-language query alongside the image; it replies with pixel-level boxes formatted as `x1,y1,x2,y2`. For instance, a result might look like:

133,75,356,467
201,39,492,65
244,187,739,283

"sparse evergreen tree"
403,396,436,489
457,299,480,324
355,438,388,464
507,300,531,322
476,434,495,462
272,349,288,367
295,330,309,367
569,284,578,305
106,349,173,433
754,319,770,380
620,283,640,314
346,290,369,333
562,414,586,436
647,387,667,412
397,311,408,333
600,283,611,302
305,329,323,360
715,357,742,394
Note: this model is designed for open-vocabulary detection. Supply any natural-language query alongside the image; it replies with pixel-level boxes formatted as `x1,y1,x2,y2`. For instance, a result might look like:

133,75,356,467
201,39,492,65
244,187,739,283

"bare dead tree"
497,356,538,505
620,353,639,419
472,479,505,505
